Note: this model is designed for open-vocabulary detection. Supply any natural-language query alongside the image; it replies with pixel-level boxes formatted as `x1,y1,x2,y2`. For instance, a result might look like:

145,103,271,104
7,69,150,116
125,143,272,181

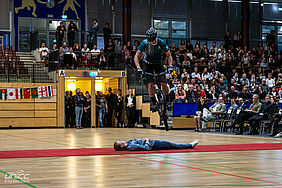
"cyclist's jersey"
137,37,169,65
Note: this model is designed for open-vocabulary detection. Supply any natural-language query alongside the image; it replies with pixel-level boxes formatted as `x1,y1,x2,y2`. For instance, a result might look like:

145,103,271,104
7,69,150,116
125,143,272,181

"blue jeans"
75,107,83,127
152,140,192,150
99,108,106,127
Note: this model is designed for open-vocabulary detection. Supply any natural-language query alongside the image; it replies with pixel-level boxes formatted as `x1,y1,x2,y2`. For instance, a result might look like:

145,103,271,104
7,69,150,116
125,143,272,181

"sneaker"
150,104,158,112
189,139,199,149
274,133,282,138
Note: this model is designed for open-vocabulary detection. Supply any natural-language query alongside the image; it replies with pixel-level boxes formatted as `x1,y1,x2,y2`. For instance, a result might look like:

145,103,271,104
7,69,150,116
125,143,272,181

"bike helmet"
146,27,157,42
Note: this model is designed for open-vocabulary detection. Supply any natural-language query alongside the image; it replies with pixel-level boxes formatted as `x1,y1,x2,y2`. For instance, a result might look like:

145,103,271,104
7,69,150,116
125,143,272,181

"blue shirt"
126,139,155,151
137,38,169,65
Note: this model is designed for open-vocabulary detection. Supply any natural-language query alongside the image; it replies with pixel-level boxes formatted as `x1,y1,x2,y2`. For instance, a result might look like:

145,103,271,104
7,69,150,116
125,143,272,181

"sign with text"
89,71,98,77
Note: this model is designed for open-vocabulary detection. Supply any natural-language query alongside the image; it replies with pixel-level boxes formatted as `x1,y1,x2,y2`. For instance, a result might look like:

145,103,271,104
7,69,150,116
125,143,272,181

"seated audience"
201,96,226,131
194,97,209,132
175,85,187,103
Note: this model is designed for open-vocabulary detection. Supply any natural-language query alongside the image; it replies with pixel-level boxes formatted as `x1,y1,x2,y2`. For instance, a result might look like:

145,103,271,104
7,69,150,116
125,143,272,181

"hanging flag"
23,88,31,99
7,88,16,100
38,86,43,98
16,88,23,99
0,89,7,100
31,87,38,98
47,85,54,97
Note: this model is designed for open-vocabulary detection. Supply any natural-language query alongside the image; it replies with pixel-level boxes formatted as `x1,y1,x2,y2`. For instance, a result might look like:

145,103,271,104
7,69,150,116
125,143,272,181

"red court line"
1,143,282,158
0,132,82,149
121,154,282,186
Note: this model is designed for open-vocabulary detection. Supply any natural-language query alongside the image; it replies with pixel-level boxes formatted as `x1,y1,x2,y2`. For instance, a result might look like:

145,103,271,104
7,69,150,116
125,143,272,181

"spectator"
96,91,108,127
201,68,209,80
81,43,90,61
266,73,275,88
201,96,226,131
194,96,209,132
83,93,91,127
38,42,49,62
218,78,228,95
67,21,78,48
90,44,100,67
191,67,201,82
227,98,238,118
266,30,276,46
62,42,70,54
98,49,106,69
196,85,206,99
175,85,187,103
115,40,122,53
224,31,232,50
227,86,238,99
248,95,273,135
260,79,270,94
167,79,177,102
103,23,112,46
207,86,218,100
74,88,85,129
239,86,251,99
233,31,242,48
56,22,65,47
106,87,115,127
268,98,282,137
226,98,248,130
88,19,98,49
126,89,136,128
65,91,72,128
186,84,197,103
240,73,250,86
115,89,124,128
234,94,262,135
210,42,218,53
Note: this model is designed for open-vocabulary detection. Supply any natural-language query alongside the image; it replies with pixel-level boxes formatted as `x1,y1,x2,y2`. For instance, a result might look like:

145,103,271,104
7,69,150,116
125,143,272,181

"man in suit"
201,96,226,131
115,89,124,128
106,87,115,127
226,98,248,130
236,94,262,135
247,95,273,135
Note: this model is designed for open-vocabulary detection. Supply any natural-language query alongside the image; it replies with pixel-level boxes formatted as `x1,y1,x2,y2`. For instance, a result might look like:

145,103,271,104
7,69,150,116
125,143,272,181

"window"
261,24,282,52
153,19,188,46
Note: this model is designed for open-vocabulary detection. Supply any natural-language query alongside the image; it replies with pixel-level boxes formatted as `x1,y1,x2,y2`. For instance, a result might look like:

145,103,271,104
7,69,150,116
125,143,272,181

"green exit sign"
89,71,98,77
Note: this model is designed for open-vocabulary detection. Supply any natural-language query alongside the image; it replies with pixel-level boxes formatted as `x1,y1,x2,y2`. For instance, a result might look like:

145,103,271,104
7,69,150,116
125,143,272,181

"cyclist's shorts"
143,63,166,83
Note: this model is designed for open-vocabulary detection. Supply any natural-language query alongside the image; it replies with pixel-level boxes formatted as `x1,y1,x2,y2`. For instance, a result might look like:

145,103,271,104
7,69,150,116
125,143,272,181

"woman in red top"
196,85,206,99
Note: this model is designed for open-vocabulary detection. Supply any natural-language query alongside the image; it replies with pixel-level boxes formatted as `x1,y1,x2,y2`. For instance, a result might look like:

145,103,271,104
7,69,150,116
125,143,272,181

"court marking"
218,151,282,160
0,132,83,149
149,154,282,177
121,154,282,186
0,169,36,188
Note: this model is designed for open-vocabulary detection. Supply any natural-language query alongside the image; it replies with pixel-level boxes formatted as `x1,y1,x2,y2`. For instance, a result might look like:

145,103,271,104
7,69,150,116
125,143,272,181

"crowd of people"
65,88,137,129
56,24,282,136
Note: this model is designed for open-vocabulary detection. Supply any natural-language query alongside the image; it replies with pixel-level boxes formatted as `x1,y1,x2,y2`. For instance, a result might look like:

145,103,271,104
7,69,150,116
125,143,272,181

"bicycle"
141,71,170,131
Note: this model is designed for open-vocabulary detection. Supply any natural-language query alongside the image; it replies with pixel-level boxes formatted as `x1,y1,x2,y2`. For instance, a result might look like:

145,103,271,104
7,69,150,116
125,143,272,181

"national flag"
31,87,38,98
0,89,7,100
38,86,47,98
16,88,23,99
47,85,53,97
23,88,31,99
7,88,16,100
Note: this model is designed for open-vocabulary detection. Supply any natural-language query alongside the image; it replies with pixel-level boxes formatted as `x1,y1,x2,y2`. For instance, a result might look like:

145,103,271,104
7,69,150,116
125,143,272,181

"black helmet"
146,27,157,42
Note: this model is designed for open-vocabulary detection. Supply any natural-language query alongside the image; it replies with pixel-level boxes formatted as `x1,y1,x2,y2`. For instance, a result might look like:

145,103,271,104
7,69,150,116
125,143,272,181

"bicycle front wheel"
156,90,169,131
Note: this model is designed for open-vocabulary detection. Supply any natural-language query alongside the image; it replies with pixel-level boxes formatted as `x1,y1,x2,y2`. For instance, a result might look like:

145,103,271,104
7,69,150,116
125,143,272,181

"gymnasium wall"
0,83,57,128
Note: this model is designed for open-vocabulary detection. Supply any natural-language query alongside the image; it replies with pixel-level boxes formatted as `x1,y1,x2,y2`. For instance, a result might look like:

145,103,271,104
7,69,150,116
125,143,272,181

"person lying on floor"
114,138,198,151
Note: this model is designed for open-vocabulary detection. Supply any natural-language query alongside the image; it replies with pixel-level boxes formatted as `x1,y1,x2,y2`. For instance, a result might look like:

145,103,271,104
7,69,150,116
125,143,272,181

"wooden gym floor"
0,128,282,187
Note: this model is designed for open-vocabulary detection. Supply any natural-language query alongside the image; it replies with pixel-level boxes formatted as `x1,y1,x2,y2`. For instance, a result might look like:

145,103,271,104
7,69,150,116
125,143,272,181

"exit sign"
89,71,98,77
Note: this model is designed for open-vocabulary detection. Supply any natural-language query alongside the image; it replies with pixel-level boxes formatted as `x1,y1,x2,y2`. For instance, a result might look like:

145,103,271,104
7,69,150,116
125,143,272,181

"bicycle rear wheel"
156,90,169,131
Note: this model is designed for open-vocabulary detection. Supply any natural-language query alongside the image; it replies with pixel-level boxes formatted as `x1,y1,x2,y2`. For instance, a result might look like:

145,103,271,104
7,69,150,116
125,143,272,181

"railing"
0,61,55,83
46,51,126,71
